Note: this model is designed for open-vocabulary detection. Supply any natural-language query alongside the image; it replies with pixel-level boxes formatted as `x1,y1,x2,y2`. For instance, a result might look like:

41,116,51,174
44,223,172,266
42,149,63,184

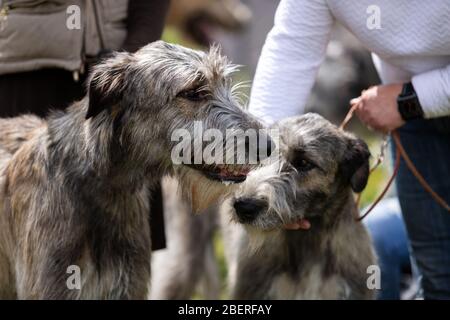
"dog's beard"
175,166,239,212
244,227,284,254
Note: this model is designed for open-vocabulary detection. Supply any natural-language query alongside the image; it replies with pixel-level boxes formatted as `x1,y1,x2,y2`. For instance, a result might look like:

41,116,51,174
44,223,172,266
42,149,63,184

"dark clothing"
0,0,170,250
394,117,450,299
0,68,86,118
123,0,170,52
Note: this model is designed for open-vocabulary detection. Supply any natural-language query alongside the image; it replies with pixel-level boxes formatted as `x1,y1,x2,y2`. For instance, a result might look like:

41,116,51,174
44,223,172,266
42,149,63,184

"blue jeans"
394,117,450,300
364,198,413,299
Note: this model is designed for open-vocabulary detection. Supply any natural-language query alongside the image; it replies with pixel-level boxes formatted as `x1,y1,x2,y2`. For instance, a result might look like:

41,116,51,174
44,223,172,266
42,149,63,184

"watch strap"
397,82,424,121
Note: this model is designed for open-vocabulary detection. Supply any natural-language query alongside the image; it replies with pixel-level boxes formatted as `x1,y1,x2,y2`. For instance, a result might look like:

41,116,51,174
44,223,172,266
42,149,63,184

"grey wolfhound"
221,113,376,299
0,41,268,299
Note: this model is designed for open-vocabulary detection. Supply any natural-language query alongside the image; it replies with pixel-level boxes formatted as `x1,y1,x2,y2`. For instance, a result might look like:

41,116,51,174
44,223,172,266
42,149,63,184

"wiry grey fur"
0,41,263,299
222,114,377,300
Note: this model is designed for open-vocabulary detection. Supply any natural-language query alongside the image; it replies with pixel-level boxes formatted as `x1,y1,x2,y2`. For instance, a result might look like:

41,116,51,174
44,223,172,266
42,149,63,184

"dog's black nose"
256,135,274,162
233,198,267,223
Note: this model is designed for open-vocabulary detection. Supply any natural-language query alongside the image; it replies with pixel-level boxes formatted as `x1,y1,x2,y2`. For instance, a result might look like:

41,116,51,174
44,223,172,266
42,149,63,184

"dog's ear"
341,138,370,193
86,52,133,119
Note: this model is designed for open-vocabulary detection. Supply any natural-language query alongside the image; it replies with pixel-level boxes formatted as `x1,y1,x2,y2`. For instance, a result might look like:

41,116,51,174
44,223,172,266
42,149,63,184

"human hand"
350,84,405,133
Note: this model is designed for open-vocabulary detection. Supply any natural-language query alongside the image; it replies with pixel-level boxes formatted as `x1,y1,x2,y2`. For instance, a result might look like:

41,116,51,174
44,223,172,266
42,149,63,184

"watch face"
398,93,416,101
397,95,424,120
397,83,424,121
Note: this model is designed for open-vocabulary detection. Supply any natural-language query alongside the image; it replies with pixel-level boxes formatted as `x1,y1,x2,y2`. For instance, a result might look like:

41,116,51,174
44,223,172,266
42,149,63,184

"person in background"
249,0,450,299
0,0,171,250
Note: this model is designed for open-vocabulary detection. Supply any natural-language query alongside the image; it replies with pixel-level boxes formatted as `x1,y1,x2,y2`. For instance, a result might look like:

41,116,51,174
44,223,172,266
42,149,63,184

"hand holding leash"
340,104,450,221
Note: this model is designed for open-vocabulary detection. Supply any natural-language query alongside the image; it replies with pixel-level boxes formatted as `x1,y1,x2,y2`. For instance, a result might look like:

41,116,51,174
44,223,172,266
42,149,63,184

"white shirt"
249,0,450,125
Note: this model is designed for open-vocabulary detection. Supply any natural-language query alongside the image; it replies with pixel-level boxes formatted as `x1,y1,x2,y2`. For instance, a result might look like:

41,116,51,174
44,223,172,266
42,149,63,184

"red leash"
354,146,400,221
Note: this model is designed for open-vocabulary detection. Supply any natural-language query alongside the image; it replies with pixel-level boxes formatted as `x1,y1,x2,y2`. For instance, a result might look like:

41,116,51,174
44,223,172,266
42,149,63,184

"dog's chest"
75,194,151,299
76,256,120,299
268,265,352,299
77,255,147,299
75,228,151,299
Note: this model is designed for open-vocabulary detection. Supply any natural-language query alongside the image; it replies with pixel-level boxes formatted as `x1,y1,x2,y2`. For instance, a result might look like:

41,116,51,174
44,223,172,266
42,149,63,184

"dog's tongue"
284,218,311,230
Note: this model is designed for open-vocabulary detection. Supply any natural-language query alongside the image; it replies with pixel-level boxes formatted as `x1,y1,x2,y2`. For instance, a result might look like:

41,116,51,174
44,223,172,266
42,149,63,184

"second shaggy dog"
222,113,377,299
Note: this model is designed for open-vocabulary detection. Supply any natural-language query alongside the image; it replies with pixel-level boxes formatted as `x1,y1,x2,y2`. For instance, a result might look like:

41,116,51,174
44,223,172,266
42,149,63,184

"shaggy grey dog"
222,113,376,300
0,41,266,299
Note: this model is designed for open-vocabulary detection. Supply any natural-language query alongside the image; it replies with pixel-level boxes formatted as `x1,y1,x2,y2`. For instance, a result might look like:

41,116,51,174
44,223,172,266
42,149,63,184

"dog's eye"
177,88,209,102
292,157,315,172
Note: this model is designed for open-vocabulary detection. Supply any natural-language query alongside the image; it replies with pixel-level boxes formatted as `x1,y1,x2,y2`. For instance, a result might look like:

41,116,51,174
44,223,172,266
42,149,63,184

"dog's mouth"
186,163,250,184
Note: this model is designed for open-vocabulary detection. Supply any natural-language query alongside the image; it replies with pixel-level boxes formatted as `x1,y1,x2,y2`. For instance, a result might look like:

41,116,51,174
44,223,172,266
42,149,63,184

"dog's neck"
46,99,165,192
272,189,356,271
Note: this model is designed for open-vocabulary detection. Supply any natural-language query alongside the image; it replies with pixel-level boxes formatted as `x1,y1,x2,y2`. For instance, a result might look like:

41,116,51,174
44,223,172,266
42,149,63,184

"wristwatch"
397,82,424,121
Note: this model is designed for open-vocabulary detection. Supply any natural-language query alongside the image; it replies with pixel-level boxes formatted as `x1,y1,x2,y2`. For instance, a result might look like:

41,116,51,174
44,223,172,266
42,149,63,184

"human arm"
412,64,450,119
351,64,450,133
123,0,171,53
248,0,334,125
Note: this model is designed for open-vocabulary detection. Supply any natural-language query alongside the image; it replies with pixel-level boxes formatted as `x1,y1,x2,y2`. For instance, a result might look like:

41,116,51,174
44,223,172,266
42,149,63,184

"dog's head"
85,41,271,211
231,113,370,231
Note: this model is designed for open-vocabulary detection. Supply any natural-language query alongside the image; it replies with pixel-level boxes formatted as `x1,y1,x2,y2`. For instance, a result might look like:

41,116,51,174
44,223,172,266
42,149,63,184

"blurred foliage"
360,135,393,207
162,27,185,45
162,26,201,49
214,231,229,300
213,233,228,299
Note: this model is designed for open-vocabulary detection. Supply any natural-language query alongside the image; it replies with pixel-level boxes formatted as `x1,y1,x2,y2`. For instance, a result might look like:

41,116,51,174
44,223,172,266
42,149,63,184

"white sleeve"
248,0,334,125
412,64,450,118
